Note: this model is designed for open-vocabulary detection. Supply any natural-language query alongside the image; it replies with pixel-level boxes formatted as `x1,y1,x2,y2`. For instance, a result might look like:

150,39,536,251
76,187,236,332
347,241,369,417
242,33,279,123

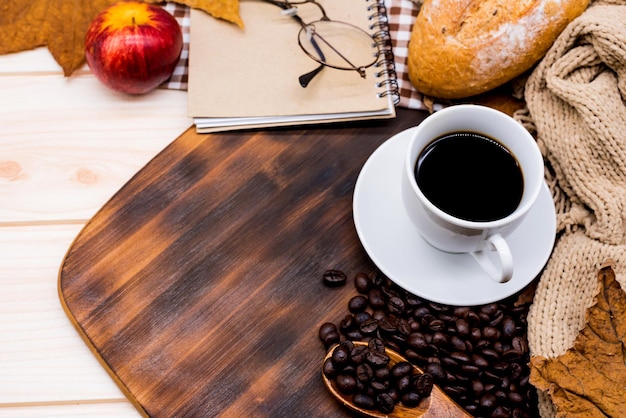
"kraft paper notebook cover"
188,0,399,133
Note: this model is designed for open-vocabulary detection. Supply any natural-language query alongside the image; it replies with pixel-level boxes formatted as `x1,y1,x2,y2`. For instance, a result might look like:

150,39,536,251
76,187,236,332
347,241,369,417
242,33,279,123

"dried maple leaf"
0,0,115,76
0,0,242,76
149,0,243,28
530,261,626,418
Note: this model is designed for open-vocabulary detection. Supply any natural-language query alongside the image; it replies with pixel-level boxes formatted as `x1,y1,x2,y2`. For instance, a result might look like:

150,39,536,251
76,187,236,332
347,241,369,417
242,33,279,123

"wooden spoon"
322,341,472,417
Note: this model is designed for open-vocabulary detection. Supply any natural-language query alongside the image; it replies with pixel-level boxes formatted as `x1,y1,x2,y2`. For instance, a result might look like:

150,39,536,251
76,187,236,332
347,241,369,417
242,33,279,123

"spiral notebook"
188,0,399,133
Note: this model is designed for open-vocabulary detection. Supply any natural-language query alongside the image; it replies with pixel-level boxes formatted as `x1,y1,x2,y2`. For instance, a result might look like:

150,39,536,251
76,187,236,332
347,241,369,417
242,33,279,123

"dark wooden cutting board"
58,108,428,417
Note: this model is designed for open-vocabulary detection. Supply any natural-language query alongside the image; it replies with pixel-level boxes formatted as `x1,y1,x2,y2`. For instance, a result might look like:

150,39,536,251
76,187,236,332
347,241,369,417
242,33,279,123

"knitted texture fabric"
520,1,626,416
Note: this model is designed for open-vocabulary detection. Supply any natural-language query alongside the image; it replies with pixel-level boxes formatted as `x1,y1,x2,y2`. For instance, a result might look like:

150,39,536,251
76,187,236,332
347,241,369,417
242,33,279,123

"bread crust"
408,0,590,99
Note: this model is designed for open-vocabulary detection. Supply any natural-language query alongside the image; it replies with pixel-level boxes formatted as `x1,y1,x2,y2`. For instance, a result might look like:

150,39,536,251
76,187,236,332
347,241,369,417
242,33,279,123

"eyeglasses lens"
298,20,377,70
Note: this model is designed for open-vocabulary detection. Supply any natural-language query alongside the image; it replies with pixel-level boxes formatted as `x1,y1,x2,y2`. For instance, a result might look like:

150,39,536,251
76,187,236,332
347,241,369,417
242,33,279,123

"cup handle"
471,234,513,283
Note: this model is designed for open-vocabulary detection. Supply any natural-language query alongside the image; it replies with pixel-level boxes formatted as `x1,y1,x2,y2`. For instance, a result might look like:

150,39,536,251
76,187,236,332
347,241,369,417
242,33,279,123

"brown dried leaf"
148,0,243,28
530,261,626,418
1,0,117,76
0,0,242,76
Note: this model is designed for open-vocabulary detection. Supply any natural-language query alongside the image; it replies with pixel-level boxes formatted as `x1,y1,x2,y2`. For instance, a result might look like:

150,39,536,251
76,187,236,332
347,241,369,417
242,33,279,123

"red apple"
85,1,183,94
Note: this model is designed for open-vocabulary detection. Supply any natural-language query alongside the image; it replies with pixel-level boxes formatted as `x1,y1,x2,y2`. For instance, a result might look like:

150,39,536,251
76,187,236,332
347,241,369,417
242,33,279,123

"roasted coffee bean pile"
322,339,434,414
320,271,538,418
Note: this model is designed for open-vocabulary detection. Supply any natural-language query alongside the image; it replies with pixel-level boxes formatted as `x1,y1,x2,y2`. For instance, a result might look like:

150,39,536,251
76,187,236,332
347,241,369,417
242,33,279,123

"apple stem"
132,16,136,25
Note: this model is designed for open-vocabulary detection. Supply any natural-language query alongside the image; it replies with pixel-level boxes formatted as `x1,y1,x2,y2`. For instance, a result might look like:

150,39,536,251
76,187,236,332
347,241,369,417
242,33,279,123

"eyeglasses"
262,0,383,87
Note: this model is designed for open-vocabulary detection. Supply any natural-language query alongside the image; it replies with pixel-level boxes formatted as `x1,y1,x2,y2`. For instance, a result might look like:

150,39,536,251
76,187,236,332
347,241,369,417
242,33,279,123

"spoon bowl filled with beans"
322,340,471,417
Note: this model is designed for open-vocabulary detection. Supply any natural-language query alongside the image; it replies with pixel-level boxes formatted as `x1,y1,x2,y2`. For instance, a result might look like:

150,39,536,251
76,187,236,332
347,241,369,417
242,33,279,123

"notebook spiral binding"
367,0,400,105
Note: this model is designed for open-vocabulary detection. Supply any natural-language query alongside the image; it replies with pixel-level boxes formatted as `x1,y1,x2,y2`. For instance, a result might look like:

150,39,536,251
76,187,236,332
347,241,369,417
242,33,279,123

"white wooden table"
0,47,191,417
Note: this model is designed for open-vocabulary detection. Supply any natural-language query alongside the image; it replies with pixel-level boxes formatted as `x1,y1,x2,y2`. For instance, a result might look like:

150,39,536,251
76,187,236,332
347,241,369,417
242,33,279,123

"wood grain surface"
59,109,429,417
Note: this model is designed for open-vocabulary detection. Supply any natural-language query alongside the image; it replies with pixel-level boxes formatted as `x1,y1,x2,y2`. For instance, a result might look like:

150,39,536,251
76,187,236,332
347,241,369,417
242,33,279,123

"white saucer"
353,127,556,306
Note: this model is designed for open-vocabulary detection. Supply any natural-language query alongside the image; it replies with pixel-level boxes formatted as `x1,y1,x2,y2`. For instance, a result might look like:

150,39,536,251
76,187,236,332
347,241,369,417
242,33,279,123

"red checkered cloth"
161,3,190,90
162,1,433,111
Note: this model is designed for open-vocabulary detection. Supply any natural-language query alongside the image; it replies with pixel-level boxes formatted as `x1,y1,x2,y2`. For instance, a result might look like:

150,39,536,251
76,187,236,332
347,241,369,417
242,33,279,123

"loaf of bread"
407,0,590,99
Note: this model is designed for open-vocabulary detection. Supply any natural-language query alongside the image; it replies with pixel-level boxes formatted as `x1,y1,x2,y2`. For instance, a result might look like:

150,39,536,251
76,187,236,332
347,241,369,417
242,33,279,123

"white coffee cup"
401,105,544,283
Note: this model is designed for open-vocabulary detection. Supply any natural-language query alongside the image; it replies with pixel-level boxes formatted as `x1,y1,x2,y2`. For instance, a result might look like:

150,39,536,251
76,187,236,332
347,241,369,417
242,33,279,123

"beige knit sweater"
518,1,626,416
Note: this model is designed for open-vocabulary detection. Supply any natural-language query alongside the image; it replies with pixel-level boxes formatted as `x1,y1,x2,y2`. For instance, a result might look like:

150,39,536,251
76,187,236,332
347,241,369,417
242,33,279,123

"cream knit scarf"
517,1,626,416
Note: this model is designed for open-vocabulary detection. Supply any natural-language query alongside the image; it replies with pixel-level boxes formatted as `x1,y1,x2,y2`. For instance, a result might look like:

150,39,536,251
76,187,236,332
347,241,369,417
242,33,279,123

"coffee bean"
471,379,484,395
483,326,501,340
374,365,390,381
503,348,523,361
465,310,481,325
378,317,397,334
331,346,351,370
387,387,400,402
368,338,385,354
471,354,489,368
428,319,446,332
432,332,448,347
345,329,363,341
441,356,459,369
350,345,368,364
376,392,395,413
475,339,491,350
348,295,368,313
335,374,357,395
359,318,379,335
366,351,390,368
352,393,375,409
371,379,389,392
407,333,428,351
492,361,510,376
465,404,479,414
455,318,470,336
396,318,412,336
429,301,448,312
395,375,411,393
372,309,386,320
509,362,523,380
480,393,497,409
509,391,524,404
492,407,511,418
352,313,370,328
322,269,347,287
318,322,337,341
323,358,336,379
449,335,467,352
460,364,480,375
501,316,517,338
387,296,405,315
495,390,508,402
400,391,421,407
420,313,437,327
405,294,422,307
450,352,470,364
481,348,499,361
356,363,374,383
413,305,431,320
338,314,355,332
354,272,372,294
318,322,340,348
414,373,434,397
490,310,505,326
512,335,528,354
470,327,482,341
390,361,412,379
425,363,446,381
481,303,499,316
321,331,340,348
368,288,386,309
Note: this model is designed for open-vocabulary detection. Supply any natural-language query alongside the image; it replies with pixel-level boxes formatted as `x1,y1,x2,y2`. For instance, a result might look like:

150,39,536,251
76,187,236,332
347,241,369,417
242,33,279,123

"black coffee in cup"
415,132,523,222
